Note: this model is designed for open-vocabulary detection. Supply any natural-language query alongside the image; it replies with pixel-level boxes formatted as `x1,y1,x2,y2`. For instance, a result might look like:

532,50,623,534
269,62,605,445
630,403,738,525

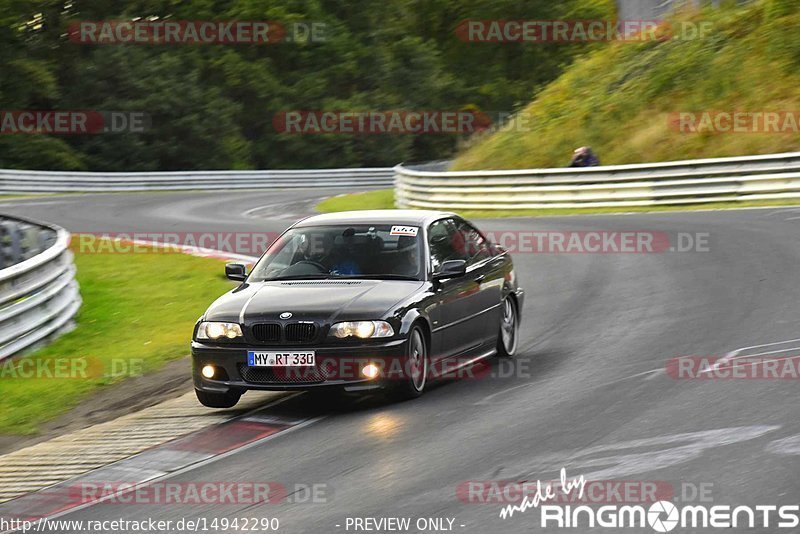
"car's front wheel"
496,296,518,358
389,326,428,400
195,388,241,408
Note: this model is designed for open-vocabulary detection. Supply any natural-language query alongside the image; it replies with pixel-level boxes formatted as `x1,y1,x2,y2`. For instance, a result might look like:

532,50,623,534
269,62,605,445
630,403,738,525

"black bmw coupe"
191,210,523,407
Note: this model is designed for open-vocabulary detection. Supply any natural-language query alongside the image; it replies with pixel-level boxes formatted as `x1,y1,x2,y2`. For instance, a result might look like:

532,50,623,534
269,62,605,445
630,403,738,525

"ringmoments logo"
500,468,800,532
648,501,679,532
498,469,800,531
534,502,800,531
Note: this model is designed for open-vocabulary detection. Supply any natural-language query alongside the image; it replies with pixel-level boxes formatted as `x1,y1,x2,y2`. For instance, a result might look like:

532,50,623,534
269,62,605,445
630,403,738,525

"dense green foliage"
454,0,800,170
0,0,613,171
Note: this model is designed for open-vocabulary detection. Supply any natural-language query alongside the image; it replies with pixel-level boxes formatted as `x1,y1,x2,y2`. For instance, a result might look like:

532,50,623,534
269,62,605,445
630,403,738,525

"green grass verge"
0,243,235,435
315,189,800,218
316,189,395,213
452,1,800,171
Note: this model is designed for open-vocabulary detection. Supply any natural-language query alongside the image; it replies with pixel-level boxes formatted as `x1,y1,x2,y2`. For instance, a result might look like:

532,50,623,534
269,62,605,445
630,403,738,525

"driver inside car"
275,233,334,277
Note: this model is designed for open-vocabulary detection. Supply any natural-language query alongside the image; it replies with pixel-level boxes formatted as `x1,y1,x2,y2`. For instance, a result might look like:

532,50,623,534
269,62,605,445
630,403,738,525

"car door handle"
474,274,486,283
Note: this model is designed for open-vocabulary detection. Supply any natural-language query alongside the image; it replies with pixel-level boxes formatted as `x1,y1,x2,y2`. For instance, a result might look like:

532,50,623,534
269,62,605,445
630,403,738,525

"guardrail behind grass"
0,168,394,193
394,152,800,210
0,216,80,361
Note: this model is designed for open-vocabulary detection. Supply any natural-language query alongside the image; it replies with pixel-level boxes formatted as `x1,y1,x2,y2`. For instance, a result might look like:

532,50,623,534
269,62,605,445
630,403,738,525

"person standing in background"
569,146,600,167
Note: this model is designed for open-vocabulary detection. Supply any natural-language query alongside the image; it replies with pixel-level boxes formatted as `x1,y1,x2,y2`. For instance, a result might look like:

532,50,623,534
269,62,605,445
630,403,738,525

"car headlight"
329,321,394,339
196,322,243,340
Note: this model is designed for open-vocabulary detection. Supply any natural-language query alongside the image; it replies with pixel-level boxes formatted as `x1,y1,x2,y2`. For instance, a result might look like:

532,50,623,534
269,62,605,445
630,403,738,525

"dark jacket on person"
569,152,600,167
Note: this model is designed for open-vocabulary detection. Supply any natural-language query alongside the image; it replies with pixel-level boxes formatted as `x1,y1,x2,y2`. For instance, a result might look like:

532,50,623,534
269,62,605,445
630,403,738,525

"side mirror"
225,263,247,282
433,259,467,281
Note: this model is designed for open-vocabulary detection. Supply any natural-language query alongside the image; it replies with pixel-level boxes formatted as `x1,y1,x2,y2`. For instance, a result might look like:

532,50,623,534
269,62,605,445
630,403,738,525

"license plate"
247,351,315,367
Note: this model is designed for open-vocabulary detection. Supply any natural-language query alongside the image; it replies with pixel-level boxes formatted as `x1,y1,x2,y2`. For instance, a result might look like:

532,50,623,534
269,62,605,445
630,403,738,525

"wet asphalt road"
4,192,800,533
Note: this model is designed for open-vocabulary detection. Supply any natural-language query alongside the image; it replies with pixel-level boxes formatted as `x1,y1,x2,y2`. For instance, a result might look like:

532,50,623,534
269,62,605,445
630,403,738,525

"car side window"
454,220,491,265
428,219,466,273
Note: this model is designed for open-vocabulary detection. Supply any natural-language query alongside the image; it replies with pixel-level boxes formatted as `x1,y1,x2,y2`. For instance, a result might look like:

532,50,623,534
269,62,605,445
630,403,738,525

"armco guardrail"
395,152,800,210
0,216,80,361
0,168,394,193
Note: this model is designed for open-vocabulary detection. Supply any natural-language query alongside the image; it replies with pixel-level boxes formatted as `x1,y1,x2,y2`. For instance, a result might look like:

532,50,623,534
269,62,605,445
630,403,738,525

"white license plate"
247,351,315,367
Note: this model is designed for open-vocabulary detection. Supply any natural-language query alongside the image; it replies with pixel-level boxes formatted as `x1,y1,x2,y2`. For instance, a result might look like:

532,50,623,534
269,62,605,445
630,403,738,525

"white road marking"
241,203,285,218
241,196,325,220
585,338,800,383
507,425,780,482
699,338,800,374
642,368,665,381
708,354,800,375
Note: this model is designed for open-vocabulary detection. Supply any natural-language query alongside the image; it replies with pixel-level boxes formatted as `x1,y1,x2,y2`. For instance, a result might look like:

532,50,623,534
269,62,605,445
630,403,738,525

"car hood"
203,279,426,324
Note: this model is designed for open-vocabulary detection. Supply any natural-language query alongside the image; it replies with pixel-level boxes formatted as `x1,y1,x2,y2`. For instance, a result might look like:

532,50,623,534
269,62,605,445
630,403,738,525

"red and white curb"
0,393,321,527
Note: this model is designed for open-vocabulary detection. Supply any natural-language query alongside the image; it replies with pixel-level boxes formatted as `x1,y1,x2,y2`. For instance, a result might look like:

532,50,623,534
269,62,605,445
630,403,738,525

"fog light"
201,365,216,379
361,363,380,380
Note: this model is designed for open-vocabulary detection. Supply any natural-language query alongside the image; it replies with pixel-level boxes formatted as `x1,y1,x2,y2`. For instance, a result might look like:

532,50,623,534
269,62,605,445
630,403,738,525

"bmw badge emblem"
280,312,293,320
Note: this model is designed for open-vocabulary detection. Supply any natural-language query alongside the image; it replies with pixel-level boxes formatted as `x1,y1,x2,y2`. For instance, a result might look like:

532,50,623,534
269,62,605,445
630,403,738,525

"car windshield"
249,224,424,282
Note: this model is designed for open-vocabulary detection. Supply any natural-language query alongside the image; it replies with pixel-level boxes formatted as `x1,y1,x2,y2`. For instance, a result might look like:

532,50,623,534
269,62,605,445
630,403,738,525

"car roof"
293,210,458,228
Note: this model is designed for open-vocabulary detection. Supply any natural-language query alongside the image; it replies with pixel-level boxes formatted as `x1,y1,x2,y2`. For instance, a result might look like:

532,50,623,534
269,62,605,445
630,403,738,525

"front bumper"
192,338,408,393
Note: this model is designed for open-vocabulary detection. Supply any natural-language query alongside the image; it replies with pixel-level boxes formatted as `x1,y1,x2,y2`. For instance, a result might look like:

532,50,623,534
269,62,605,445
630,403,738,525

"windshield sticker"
390,225,419,236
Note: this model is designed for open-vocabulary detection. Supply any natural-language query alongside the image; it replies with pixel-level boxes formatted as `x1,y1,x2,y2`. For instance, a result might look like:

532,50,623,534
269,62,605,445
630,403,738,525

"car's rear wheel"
195,388,241,408
389,326,428,400
496,296,518,358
